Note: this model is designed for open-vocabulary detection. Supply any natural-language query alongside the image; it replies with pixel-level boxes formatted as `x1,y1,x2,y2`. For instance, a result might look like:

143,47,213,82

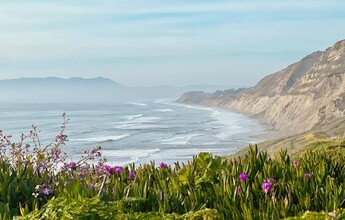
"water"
0,99,265,165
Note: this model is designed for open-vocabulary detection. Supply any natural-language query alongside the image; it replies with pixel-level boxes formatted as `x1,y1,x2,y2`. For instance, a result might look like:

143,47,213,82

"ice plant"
104,165,114,175
262,181,272,194
159,162,168,169
68,161,77,169
129,171,135,180
114,166,123,175
239,172,248,182
305,173,311,180
266,178,276,184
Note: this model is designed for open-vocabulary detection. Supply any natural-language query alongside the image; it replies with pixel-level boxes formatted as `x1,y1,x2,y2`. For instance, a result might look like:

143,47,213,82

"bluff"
178,39,345,135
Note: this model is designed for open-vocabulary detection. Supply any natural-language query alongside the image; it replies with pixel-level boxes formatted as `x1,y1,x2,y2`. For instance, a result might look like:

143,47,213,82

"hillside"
178,39,345,135
0,77,231,103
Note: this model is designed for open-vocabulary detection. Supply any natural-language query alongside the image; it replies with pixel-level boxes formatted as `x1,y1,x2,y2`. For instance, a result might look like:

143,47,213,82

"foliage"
1,114,345,219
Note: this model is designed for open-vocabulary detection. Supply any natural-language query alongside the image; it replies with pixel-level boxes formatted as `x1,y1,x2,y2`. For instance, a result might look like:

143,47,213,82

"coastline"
173,100,283,153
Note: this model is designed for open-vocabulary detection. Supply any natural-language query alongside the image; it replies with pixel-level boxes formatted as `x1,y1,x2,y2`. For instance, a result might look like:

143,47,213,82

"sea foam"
70,134,130,143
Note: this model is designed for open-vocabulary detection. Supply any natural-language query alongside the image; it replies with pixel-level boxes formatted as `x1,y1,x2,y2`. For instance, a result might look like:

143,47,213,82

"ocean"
0,99,265,165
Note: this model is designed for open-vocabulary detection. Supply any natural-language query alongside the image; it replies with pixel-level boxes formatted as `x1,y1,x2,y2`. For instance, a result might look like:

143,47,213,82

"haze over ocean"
0,99,264,165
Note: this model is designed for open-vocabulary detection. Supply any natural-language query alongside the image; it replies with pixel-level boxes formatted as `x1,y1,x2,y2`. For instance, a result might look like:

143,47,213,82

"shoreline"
173,101,284,150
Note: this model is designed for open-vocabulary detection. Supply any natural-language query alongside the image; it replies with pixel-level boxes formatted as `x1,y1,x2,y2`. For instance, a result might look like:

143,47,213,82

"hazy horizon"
1,1,345,87
0,76,237,88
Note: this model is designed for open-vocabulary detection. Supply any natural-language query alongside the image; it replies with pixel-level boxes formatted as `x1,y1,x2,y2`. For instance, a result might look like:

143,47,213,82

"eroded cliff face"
178,40,345,134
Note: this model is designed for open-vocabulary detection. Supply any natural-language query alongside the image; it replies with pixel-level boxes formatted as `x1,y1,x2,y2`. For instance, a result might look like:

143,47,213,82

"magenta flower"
305,173,311,180
239,172,248,182
104,165,114,175
262,182,272,194
293,160,298,167
266,178,276,184
237,186,241,194
129,171,135,180
68,162,77,169
159,162,168,169
114,166,123,175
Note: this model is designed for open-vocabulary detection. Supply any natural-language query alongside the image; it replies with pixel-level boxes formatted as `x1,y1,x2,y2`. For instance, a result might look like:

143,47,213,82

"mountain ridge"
0,77,230,103
0,76,122,86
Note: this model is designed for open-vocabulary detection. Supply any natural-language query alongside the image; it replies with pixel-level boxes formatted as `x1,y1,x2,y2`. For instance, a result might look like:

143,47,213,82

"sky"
0,0,345,87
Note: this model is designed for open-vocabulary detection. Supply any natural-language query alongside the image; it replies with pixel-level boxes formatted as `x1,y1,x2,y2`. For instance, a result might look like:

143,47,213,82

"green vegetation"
1,116,345,219
235,117,345,158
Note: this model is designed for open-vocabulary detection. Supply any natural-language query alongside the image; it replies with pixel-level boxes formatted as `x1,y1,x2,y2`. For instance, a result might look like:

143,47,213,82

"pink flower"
114,166,123,175
68,162,77,169
305,173,311,180
129,171,135,180
262,182,272,194
104,165,114,175
159,162,168,169
239,172,248,182
266,178,276,184
262,178,275,194
293,160,298,167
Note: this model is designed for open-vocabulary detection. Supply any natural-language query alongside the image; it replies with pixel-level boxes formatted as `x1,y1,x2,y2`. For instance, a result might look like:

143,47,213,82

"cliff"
177,88,248,106
178,39,345,135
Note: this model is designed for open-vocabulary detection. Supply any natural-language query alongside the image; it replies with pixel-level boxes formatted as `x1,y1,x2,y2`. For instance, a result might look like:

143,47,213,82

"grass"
1,142,344,219
235,117,345,158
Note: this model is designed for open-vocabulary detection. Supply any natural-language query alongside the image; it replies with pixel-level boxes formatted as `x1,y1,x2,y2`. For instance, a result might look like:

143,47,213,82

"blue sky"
0,0,345,87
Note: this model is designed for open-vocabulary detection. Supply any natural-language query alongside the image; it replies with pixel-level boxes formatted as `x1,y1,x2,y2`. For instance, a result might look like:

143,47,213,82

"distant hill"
0,77,230,103
178,39,345,135
0,77,122,87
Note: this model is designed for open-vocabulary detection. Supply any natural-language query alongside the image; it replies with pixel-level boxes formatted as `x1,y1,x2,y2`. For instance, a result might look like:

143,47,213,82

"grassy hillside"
235,117,345,158
14,143,345,219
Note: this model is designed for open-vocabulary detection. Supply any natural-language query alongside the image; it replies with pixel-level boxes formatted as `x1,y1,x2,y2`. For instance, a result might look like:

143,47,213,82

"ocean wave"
126,102,147,107
158,134,199,145
210,110,221,118
124,114,143,120
112,116,162,130
113,123,143,129
113,116,161,128
102,148,161,165
154,108,173,113
70,134,130,142
157,101,212,111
